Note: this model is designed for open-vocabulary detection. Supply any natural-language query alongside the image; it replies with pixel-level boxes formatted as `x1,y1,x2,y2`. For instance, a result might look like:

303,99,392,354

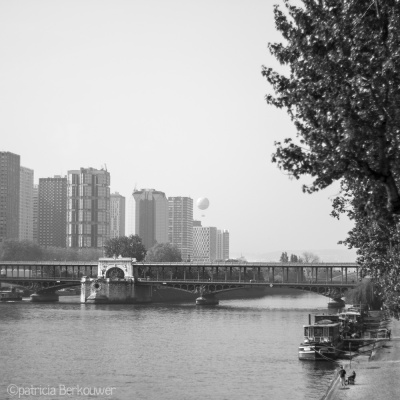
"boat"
195,296,219,305
0,287,23,301
298,316,343,360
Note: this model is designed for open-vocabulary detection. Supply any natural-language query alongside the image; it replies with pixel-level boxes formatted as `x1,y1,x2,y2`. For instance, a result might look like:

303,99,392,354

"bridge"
0,260,359,302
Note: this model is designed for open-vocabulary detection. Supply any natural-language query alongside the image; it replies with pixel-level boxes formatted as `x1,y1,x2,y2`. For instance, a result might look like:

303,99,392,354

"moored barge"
299,317,343,360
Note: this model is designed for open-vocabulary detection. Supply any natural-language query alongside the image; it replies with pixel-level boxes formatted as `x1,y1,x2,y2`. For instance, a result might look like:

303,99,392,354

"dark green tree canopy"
104,235,147,261
145,242,182,262
262,0,400,216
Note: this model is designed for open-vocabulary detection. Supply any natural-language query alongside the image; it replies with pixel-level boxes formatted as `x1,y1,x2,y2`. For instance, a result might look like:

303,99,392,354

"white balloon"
197,197,210,210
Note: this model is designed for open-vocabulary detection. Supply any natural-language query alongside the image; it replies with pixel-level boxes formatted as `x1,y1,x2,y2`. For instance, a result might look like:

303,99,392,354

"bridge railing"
138,278,357,285
0,265,98,280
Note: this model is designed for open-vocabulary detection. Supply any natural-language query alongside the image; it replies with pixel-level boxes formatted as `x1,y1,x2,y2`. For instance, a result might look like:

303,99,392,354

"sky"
0,0,357,261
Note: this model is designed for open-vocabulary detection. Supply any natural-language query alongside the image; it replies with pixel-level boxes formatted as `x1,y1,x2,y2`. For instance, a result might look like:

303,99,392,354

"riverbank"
322,314,400,400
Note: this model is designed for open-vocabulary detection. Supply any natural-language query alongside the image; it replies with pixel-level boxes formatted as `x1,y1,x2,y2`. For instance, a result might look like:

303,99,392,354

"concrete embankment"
322,314,400,400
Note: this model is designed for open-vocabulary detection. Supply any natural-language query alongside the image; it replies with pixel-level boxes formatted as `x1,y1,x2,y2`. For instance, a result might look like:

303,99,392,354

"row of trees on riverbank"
0,236,183,263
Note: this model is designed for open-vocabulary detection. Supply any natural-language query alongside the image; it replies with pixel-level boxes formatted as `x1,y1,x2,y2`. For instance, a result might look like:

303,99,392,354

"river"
0,290,338,400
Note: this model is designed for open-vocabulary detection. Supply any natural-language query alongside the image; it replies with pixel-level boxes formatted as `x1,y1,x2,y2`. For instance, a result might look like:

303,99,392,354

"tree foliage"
264,0,400,317
280,251,289,262
145,242,182,262
1,240,43,261
332,180,400,317
104,235,147,261
0,240,104,261
345,278,383,310
301,251,320,263
263,0,400,216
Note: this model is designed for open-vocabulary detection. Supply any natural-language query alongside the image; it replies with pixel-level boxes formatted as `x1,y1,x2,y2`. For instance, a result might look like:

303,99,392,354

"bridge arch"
106,267,125,280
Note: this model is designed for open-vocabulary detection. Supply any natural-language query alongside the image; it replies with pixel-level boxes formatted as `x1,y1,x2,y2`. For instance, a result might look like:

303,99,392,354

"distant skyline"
0,0,356,259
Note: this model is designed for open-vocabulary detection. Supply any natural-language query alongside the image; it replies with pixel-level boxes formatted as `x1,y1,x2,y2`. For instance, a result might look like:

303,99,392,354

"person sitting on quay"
347,371,356,385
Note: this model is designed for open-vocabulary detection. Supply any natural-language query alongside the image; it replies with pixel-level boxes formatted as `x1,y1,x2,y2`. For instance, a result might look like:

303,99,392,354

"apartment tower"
0,152,20,242
38,176,67,247
67,167,110,248
168,197,193,261
32,184,38,243
19,166,34,241
110,192,126,239
132,189,168,250
217,229,230,260
192,226,218,262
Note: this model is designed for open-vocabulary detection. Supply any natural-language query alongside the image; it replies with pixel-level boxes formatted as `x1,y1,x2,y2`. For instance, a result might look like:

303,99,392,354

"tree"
145,243,182,262
263,1,400,317
104,235,147,261
345,278,383,310
279,251,289,262
332,181,400,317
301,251,320,263
1,240,43,261
262,1,400,217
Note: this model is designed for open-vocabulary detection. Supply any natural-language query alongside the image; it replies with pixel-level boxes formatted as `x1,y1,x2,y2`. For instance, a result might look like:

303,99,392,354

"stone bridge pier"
80,259,153,304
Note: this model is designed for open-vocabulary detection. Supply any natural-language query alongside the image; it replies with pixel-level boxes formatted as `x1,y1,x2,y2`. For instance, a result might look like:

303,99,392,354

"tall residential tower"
0,152,20,242
217,229,230,260
38,176,67,247
19,166,34,241
67,167,110,248
132,189,168,250
168,196,193,261
110,192,125,238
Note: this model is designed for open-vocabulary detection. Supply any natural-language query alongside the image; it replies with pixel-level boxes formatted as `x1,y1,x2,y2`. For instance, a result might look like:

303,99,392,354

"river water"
0,290,339,400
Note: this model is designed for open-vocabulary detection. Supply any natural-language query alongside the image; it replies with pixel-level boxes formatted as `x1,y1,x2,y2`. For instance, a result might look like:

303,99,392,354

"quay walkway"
323,314,400,400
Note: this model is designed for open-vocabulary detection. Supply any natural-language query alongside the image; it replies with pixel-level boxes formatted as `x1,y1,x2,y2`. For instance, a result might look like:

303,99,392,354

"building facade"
110,192,125,239
132,189,168,250
126,192,136,236
38,176,67,247
192,226,218,262
32,184,38,243
19,166,34,241
67,168,110,248
217,229,230,260
168,196,193,261
0,152,20,242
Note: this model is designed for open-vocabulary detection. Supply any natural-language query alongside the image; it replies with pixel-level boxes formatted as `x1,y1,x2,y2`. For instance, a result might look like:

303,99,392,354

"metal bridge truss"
138,280,353,299
0,261,358,298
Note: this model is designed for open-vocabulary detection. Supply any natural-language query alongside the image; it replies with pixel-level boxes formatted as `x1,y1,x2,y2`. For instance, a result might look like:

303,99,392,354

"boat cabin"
338,311,362,323
302,321,341,344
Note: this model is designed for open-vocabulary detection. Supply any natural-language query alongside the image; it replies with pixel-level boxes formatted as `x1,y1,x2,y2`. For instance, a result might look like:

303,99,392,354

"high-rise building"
132,189,168,250
192,226,217,262
32,184,38,243
110,192,125,238
126,192,136,236
38,176,67,247
217,229,230,260
67,167,110,248
19,166,34,241
168,197,193,261
0,152,20,242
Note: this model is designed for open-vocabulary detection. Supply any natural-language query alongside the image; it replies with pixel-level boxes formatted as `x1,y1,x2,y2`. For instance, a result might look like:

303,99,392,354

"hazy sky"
0,0,356,259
